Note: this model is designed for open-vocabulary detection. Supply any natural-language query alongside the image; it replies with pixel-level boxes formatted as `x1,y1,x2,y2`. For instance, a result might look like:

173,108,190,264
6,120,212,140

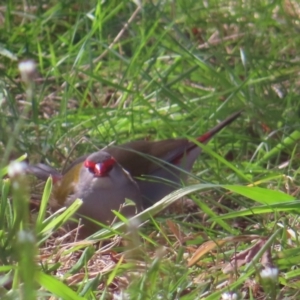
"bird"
27,150,143,236
61,110,242,207
28,110,241,215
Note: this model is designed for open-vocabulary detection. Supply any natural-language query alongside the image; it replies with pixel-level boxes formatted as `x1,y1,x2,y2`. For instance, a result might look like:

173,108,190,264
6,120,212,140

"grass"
1,0,300,299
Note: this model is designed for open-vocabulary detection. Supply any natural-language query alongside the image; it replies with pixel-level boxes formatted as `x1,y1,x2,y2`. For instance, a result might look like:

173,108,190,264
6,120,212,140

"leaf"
188,235,261,267
35,177,53,232
222,239,267,274
36,271,85,300
40,198,83,234
214,201,300,220
224,185,295,205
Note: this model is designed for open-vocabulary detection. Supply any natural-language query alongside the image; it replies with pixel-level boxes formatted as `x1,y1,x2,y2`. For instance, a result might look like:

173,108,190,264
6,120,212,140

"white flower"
113,291,130,300
221,292,238,300
18,60,36,83
260,267,279,281
7,161,27,177
17,230,35,243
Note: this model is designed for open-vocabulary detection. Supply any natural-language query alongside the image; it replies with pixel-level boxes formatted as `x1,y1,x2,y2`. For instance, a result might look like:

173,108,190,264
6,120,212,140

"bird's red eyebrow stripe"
84,160,96,169
104,157,116,168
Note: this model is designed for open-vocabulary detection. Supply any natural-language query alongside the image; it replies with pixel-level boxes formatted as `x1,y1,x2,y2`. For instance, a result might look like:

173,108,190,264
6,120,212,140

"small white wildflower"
18,60,36,83
128,216,140,229
221,292,238,300
7,161,27,177
113,291,130,300
260,267,279,281
17,230,35,243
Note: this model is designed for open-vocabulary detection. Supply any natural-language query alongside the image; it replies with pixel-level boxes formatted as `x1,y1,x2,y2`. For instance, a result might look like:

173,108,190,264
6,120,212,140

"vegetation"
1,0,300,299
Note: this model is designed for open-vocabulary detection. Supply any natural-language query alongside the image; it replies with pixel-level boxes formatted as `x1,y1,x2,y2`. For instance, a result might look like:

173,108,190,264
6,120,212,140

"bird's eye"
84,157,116,177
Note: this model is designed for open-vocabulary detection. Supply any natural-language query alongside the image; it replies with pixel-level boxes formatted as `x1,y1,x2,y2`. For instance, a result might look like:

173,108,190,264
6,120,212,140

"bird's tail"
26,163,62,182
196,110,243,144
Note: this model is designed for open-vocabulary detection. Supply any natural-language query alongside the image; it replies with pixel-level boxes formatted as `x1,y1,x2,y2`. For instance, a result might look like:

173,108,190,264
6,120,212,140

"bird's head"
83,151,116,178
